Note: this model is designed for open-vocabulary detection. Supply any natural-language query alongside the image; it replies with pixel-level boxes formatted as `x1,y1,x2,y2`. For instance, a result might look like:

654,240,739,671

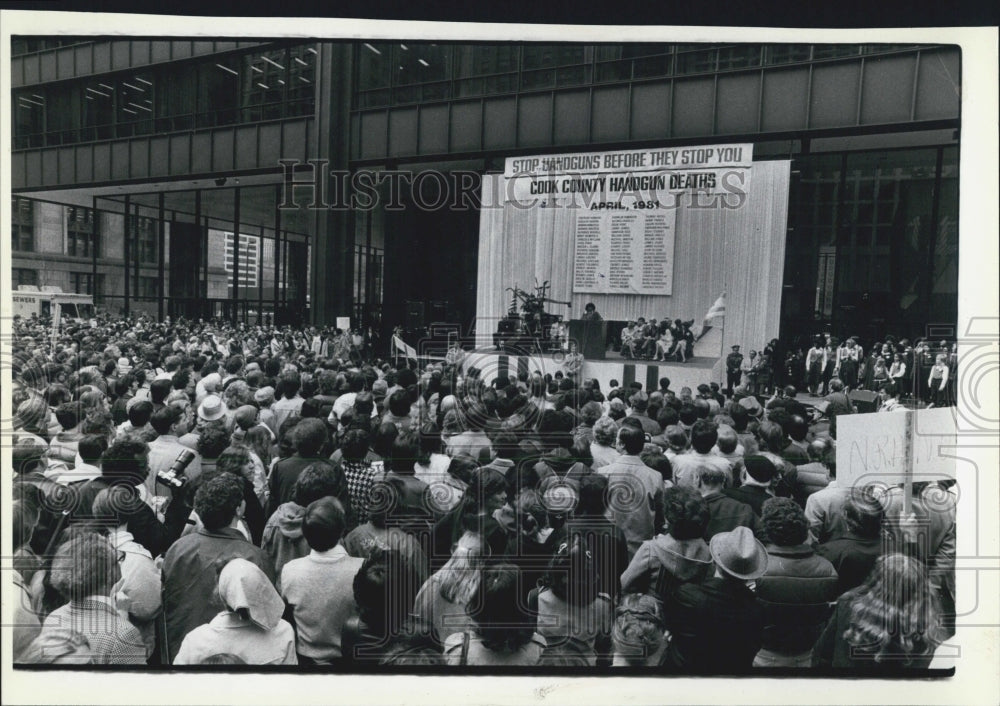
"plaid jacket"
42,597,146,665
342,459,381,525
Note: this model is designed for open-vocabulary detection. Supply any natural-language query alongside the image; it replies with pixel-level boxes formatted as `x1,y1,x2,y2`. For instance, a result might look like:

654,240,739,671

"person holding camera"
146,403,203,500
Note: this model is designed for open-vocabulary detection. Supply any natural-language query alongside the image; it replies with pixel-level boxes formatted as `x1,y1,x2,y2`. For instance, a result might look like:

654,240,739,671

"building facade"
11,38,959,344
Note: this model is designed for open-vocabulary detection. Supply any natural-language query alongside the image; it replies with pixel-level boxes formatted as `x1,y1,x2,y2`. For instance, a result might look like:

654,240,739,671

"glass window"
764,44,812,65
203,56,241,126
12,197,35,252
717,45,762,70
287,44,316,116
67,206,97,258
156,64,197,131
676,47,718,74
132,215,158,264
138,276,159,299
116,73,154,138
456,44,517,79
242,50,286,121
14,90,45,149
358,42,392,89
13,268,39,288
396,43,452,100
69,272,103,295
81,80,115,140
46,85,80,145
812,45,862,60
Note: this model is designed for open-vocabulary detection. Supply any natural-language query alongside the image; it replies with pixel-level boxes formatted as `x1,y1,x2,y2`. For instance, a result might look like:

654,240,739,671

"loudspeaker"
405,300,424,330
849,389,880,414
429,300,449,323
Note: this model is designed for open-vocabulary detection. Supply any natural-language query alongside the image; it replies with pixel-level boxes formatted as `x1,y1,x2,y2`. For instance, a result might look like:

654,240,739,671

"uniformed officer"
726,344,744,395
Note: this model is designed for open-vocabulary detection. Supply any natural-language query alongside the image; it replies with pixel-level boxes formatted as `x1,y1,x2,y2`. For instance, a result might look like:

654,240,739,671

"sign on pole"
836,408,958,496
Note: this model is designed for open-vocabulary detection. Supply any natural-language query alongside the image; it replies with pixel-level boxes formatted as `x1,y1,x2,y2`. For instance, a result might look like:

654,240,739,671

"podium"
568,319,607,360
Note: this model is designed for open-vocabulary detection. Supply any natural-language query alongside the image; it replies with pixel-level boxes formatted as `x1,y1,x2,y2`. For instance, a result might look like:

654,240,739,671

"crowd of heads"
8,312,954,672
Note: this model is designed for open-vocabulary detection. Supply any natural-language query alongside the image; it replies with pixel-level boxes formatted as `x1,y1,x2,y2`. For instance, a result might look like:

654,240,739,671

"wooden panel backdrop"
476,160,790,379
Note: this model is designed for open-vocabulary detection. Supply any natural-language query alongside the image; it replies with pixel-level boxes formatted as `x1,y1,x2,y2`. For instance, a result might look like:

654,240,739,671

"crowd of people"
9,312,955,671
723,333,957,407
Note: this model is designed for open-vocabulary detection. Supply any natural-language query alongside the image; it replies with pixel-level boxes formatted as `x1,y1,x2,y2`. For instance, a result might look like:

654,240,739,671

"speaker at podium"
567,319,607,360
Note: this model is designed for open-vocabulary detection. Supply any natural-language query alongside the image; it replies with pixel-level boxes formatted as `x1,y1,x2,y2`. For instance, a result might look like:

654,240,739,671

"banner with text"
504,144,752,296
836,408,958,489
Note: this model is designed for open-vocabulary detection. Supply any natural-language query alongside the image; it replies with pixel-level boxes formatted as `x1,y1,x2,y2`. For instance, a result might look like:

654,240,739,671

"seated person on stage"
654,324,674,362
621,322,639,358
640,319,660,359
632,319,652,359
664,320,687,363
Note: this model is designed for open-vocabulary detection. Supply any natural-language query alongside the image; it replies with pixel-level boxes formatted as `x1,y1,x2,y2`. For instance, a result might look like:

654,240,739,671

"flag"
704,293,726,323
392,334,417,358
696,293,726,341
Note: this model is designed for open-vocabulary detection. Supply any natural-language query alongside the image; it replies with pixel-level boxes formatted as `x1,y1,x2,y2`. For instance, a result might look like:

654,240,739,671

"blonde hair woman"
412,531,486,647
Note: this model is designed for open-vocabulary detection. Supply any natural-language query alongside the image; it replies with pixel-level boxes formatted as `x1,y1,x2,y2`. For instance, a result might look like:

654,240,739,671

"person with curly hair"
444,563,547,665
812,553,942,670
162,472,274,663
754,497,839,667
620,485,713,598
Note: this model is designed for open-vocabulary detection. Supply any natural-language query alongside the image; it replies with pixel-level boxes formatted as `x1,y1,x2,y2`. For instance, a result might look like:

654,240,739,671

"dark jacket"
815,533,882,596
722,484,772,517
161,526,275,662
620,533,713,597
779,441,810,467
662,576,764,673
566,516,629,601
532,448,592,486
755,543,839,654
73,477,189,559
702,492,757,541
266,455,316,518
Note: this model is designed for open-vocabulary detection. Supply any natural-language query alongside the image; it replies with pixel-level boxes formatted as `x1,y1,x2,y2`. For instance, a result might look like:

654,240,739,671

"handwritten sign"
837,408,958,489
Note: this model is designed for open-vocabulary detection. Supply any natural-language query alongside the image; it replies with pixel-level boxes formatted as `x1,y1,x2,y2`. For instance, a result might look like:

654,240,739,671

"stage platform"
458,349,723,395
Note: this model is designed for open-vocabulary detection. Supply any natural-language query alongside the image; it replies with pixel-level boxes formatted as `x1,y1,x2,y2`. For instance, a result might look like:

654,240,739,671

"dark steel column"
312,42,354,326
258,225,264,325
232,186,241,324
157,192,165,320
273,185,282,317
123,195,131,316
133,202,140,307
91,196,99,307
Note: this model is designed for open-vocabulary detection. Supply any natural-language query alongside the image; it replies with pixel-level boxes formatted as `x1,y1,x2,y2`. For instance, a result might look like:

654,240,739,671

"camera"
156,448,196,489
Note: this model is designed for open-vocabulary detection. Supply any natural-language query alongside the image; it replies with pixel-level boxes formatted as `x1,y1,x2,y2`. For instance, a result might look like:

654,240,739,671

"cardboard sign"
836,408,958,489
336,316,351,331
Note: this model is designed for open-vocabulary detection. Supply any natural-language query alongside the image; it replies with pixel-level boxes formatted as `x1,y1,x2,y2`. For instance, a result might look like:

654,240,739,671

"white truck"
12,286,95,325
